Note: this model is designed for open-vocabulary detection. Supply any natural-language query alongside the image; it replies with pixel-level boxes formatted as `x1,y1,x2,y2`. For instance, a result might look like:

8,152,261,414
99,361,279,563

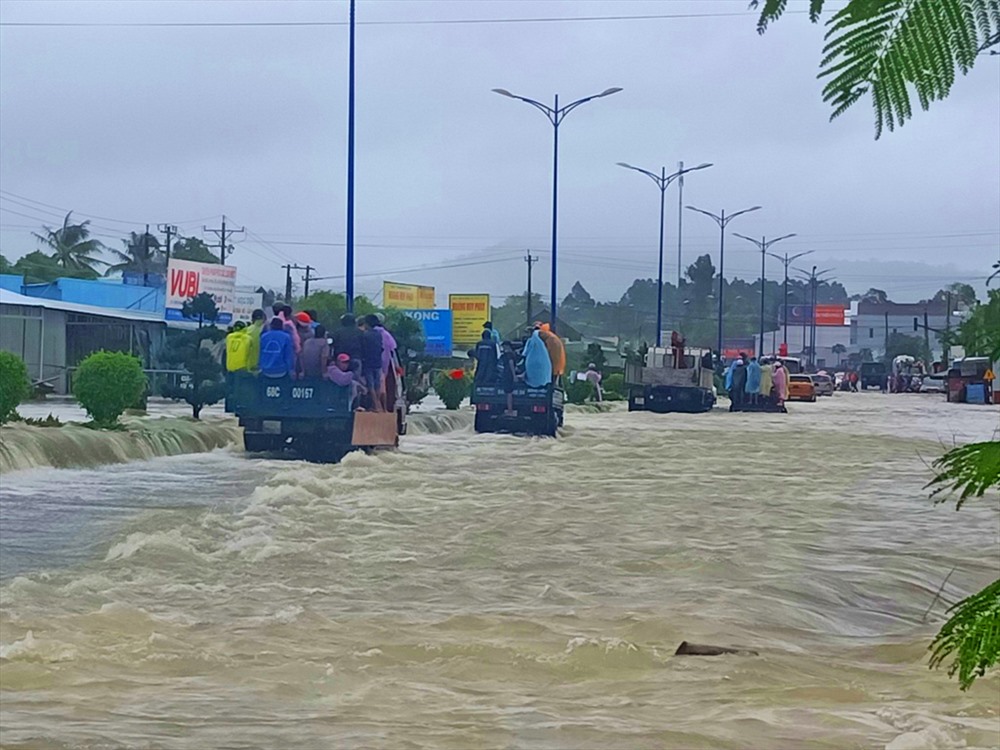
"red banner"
815,305,846,326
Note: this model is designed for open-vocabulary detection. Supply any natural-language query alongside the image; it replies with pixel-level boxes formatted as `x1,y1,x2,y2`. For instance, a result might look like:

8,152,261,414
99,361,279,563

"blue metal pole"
550,94,559,334
345,0,356,312
656,168,665,348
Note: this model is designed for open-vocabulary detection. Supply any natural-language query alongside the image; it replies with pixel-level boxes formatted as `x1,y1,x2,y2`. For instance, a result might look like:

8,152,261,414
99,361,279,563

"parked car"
919,372,948,393
788,374,817,402
859,361,887,390
810,373,835,397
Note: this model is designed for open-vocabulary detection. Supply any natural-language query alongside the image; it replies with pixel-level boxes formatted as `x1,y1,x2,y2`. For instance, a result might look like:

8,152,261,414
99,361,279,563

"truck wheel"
474,411,488,433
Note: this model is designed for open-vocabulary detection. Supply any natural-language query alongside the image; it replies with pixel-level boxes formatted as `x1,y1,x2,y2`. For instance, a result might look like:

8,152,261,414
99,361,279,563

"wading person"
729,354,748,411
584,362,603,402
773,360,788,408
745,356,762,406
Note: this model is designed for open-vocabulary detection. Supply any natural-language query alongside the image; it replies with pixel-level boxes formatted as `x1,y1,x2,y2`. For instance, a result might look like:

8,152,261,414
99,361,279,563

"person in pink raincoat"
772,360,789,405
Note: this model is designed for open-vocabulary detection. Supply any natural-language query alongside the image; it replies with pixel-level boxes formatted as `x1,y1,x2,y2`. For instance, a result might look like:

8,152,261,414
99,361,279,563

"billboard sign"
449,294,490,348
231,287,264,324
815,304,846,326
383,281,435,309
780,304,846,327
402,309,453,358
166,259,237,324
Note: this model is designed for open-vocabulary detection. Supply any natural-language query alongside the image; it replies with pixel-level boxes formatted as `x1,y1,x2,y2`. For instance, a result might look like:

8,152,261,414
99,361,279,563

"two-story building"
852,300,952,360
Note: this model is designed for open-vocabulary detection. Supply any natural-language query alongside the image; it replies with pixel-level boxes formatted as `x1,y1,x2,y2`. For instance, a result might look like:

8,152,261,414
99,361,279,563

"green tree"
0,253,13,274
296,291,376,330
491,293,544,340
0,351,31,423
160,328,227,419
11,250,97,284
832,343,848,365
171,237,220,264
585,342,607,371
883,331,932,364
182,292,221,328
382,308,425,362
73,350,147,427
105,230,164,283
949,289,1000,359
754,0,1000,137
32,212,106,276
931,283,979,309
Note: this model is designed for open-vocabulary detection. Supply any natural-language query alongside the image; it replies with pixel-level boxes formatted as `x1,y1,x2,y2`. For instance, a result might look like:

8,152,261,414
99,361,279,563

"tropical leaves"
927,441,1000,509
752,0,1000,137
105,230,165,278
929,579,1000,690
32,211,107,276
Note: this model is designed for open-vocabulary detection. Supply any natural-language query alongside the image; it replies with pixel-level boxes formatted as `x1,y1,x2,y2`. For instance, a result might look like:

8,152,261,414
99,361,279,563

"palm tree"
105,230,165,285
832,343,847,366
32,212,106,277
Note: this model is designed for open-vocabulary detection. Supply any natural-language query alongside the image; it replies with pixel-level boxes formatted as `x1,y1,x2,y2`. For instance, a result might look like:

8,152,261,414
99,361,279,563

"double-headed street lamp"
686,205,761,357
617,161,713,347
767,249,814,347
493,87,623,334
733,232,796,356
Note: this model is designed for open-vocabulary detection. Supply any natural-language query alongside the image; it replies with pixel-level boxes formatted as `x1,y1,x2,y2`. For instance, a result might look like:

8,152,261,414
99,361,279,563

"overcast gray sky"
1,0,997,306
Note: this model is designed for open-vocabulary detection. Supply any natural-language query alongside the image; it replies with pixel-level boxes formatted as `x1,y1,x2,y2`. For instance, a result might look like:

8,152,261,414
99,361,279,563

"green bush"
433,369,471,410
603,373,625,398
0,351,31,424
566,378,594,405
73,351,147,427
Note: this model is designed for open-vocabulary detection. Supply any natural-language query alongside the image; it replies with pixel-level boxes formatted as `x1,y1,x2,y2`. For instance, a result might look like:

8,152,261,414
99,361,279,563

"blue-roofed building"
0,274,25,293
22,277,165,313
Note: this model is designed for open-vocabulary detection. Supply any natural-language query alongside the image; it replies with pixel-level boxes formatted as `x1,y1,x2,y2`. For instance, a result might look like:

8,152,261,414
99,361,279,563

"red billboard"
815,305,846,326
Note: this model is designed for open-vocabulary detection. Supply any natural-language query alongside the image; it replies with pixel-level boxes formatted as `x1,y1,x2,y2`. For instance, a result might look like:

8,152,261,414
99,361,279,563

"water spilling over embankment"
0,417,242,473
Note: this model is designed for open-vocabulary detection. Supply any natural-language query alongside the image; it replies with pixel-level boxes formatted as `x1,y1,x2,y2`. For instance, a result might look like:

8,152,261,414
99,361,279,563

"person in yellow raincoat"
759,358,774,402
536,323,566,378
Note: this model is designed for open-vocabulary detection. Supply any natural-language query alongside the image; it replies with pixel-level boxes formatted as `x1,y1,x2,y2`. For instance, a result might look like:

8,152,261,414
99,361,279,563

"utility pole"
204,215,244,265
525,252,538,329
158,223,177,263
345,0,357,312
302,265,314,298
944,292,952,367
284,264,294,302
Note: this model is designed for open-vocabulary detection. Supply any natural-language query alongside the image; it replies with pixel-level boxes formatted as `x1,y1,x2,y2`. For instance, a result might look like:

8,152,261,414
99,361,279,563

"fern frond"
820,0,1000,138
926,441,1000,509
929,579,1000,690
752,0,791,34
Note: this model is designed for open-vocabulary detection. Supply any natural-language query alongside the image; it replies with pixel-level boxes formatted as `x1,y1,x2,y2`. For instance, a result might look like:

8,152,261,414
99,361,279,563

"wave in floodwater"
0,417,243,473
0,394,998,749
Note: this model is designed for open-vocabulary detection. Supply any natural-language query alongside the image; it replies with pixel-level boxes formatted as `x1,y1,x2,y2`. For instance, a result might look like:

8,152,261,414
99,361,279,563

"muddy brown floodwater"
1,394,998,749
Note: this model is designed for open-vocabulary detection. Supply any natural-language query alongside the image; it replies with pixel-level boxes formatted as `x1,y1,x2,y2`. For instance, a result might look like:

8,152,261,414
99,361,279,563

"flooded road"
1,395,998,749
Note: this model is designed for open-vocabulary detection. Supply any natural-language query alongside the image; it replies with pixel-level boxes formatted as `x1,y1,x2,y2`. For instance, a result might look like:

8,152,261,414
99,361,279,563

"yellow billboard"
383,281,435,309
449,293,491,348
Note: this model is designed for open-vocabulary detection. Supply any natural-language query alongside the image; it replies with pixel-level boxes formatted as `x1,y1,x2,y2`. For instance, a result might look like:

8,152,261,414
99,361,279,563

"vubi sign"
403,309,453,358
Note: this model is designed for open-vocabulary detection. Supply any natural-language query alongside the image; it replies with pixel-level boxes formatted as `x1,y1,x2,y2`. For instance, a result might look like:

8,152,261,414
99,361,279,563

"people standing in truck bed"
331,313,364,369
522,328,553,387
360,315,384,412
537,323,566,380
473,330,499,385
260,318,295,378
300,324,329,379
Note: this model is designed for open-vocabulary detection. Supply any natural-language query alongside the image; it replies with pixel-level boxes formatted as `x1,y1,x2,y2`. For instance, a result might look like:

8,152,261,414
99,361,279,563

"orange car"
788,374,817,402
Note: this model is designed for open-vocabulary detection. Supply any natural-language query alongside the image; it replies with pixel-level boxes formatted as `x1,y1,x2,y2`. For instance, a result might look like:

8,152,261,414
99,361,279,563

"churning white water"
1,394,998,749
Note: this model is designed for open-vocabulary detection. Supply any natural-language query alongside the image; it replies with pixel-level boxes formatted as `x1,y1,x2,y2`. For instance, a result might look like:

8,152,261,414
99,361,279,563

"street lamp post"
794,264,835,369
493,87,622,334
617,161,712,347
686,205,761,357
767,250,814,348
733,232,796,356
345,0,357,312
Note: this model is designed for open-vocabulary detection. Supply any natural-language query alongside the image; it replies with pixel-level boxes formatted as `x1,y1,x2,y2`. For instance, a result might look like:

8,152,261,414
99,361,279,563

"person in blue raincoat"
521,328,552,388
745,356,762,405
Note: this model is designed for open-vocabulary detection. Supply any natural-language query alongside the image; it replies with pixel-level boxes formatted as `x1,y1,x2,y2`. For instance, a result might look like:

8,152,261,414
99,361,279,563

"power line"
0,9,809,29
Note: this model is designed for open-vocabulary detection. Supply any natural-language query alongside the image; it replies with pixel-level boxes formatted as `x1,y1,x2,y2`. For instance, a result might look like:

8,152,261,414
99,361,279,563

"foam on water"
1,394,998,749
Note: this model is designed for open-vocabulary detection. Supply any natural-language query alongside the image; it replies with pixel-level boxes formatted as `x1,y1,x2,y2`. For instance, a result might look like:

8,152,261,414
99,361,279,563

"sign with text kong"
448,294,490,348
780,304,846,327
383,281,435,309
402,309,453,358
166,259,237,324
